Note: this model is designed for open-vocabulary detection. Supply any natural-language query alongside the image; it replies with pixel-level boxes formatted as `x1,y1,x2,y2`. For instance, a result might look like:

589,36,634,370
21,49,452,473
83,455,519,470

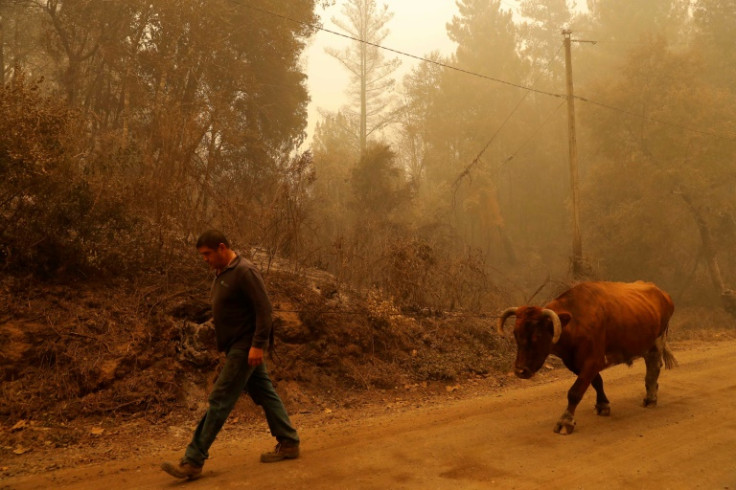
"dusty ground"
2,338,735,489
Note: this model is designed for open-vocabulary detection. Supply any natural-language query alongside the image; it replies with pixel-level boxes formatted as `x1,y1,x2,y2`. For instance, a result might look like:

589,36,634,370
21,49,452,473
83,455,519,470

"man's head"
196,230,234,270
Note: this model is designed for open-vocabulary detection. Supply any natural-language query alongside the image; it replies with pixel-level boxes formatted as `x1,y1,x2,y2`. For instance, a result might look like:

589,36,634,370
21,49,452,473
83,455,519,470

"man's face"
197,244,229,270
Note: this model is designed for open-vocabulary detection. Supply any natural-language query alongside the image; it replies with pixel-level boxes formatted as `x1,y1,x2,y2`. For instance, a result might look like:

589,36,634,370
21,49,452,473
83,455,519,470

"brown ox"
497,281,676,435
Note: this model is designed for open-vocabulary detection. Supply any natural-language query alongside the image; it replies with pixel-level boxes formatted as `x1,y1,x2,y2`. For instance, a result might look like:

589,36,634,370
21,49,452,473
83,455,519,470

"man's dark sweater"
211,255,272,353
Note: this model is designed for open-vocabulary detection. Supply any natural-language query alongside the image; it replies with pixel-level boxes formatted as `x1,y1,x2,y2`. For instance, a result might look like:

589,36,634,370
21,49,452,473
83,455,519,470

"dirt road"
4,340,736,489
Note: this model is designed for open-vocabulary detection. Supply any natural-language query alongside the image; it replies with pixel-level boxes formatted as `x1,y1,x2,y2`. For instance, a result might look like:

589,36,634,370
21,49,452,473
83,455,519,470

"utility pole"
562,30,594,280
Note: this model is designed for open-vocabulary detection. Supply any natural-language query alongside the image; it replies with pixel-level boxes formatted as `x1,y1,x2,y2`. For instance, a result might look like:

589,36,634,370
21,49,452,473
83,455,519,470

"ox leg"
591,373,610,416
643,340,663,407
554,371,596,435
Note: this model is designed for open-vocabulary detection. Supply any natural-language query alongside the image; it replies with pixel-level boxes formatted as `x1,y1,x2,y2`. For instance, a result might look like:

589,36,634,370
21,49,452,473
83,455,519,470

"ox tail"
662,342,678,369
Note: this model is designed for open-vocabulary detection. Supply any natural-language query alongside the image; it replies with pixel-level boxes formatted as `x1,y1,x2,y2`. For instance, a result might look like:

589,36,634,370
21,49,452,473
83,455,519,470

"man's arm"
239,267,273,365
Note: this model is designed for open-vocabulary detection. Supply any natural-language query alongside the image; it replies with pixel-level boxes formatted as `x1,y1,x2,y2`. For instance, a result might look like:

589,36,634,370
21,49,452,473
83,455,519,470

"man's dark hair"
196,230,230,250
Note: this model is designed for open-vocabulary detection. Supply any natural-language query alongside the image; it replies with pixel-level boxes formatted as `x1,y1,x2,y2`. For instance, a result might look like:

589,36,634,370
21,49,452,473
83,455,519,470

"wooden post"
563,29,584,279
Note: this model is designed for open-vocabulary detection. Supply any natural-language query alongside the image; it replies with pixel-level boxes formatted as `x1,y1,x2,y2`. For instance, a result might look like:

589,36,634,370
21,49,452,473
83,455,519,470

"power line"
491,99,568,177
456,45,566,185
577,97,736,140
587,39,693,47
240,1,736,142
237,1,566,101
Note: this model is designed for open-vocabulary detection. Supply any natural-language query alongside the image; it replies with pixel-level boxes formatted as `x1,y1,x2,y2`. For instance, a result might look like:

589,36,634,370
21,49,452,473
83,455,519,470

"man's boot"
260,441,300,463
161,459,203,479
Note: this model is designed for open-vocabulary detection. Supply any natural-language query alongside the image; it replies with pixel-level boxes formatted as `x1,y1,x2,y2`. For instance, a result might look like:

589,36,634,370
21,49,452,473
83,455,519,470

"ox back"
549,281,675,368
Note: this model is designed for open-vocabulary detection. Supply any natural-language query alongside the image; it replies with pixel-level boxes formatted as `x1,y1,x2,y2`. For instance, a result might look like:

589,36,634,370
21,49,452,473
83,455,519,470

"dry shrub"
0,78,158,278
0,78,210,281
670,306,736,342
333,235,501,313
266,271,510,391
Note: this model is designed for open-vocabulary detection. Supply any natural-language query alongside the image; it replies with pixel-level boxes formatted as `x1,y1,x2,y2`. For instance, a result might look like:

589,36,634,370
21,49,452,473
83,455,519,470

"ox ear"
557,311,572,328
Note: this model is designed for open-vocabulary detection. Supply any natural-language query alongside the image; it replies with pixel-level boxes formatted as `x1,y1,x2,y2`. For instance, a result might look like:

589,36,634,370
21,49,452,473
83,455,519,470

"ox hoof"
643,398,657,408
553,419,576,435
595,403,611,416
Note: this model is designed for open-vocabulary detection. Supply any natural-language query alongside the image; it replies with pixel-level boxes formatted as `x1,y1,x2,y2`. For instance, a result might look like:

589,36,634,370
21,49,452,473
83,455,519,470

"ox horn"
496,307,519,336
541,309,562,344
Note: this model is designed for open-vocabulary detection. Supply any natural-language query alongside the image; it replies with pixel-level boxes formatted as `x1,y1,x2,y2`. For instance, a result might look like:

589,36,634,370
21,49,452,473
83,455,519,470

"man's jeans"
184,348,300,466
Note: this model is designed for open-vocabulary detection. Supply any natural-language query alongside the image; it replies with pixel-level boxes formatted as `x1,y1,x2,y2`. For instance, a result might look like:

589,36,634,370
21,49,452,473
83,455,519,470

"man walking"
162,230,300,480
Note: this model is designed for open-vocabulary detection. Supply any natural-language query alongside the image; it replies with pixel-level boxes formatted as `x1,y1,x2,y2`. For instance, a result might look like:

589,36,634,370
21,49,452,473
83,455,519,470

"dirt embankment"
0,269,511,473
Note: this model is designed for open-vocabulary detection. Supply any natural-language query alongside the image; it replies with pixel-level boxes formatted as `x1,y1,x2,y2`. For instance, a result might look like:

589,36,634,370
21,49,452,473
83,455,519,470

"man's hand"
248,346,264,366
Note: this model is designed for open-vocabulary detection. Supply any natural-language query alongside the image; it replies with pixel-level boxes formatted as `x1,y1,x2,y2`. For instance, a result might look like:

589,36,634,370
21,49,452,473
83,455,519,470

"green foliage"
350,143,408,218
580,38,736,300
518,0,570,85
583,0,688,39
573,0,690,87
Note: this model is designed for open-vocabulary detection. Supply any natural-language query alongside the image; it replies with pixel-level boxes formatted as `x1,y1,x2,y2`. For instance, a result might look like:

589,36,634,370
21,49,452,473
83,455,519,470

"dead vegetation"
0,267,512,456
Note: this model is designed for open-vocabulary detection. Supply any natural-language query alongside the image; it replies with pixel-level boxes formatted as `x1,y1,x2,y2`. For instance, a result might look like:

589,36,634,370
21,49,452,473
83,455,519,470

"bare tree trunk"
121,71,130,147
200,120,219,223
0,12,4,86
359,7,367,155
680,192,724,292
679,192,736,315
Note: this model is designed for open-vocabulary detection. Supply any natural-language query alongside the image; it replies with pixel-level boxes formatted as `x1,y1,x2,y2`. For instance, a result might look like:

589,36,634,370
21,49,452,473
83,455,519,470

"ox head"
497,306,571,379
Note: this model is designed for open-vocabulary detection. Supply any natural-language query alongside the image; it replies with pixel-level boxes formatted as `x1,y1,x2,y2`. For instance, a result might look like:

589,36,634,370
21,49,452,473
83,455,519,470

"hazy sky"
300,0,587,144
302,1,469,142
